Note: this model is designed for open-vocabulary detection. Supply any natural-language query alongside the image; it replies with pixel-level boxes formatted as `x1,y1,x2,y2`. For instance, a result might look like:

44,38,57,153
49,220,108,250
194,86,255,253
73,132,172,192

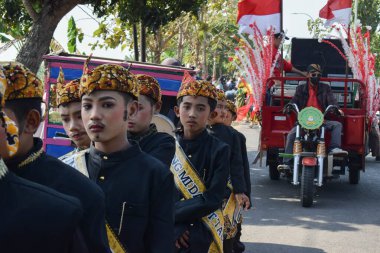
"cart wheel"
349,167,360,184
301,165,315,207
269,163,280,180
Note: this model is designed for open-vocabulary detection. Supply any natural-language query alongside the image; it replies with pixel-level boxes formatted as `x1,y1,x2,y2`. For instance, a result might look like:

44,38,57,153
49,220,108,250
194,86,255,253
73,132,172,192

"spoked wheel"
301,165,315,207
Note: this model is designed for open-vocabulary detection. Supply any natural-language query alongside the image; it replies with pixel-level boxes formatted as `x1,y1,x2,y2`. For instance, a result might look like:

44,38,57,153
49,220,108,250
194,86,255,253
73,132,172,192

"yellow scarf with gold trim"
171,142,224,253
222,182,242,239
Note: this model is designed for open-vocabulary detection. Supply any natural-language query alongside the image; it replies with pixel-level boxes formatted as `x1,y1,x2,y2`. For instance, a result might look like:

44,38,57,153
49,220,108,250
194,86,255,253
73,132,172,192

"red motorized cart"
261,76,367,187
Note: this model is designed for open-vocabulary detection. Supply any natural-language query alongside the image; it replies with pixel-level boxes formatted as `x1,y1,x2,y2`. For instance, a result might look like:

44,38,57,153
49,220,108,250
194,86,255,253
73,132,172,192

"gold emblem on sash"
171,142,224,253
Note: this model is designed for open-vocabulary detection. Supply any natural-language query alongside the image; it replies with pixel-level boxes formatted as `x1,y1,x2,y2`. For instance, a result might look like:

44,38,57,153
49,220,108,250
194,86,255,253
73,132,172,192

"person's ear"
209,111,217,120
127,100,138,120
154,101,162,114
24,109,41,134
174,106,180,117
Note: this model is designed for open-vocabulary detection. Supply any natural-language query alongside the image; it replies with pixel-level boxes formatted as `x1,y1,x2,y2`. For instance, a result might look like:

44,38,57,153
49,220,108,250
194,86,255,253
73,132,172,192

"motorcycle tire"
301,165,315,207
349,167,360,185
269,163,280,180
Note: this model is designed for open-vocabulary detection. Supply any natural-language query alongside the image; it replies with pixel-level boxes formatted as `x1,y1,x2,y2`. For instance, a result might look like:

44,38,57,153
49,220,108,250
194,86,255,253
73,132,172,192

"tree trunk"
177,20,184,62
202,37,208,78
195,39,200,69
16,20,56,73
153,30,162,64
133,23,139,61
140,21,146,62
212,51,217,81
200,6,208,78
16,0,80,73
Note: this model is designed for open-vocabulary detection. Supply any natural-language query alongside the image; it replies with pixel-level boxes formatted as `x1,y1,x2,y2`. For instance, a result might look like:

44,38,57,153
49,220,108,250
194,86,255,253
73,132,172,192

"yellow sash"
222,182,241,239
73,150,90,177
171,142,224,253
73,151,126,253
106,223,127,253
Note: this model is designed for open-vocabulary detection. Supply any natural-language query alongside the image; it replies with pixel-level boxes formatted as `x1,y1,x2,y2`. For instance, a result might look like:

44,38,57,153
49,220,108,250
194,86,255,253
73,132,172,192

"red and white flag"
237,0,281,34
319,0,352,27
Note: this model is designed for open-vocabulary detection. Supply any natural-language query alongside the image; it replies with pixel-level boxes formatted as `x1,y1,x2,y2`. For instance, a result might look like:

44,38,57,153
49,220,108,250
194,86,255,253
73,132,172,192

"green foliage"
358,0,380,76
358,0,380,32
144,0,239,76
307,18,328,38
0,0,33,40
91,0,206,32
67,16,78,53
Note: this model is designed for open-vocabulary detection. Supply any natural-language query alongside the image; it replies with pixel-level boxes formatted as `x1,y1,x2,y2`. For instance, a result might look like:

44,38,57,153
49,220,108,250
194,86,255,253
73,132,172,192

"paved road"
234,123,380,253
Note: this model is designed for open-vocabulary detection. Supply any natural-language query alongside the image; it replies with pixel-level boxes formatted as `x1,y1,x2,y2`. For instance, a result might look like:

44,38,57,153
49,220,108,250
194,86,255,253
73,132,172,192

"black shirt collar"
177,128,209,145
89,142,142,163
6,138,44,169
128,123,157,142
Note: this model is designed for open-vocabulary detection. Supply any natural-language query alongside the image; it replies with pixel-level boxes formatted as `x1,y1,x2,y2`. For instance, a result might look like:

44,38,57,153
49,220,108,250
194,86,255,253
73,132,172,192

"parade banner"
171,142,224,253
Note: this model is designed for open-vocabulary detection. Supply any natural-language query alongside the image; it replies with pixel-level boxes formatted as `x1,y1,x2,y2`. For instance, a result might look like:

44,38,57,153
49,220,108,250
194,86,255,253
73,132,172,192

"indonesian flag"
319,0,352,27
237,0,281,34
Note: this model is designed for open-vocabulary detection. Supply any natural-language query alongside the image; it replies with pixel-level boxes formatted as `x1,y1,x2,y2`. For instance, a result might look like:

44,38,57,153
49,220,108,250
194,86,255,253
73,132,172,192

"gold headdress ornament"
177,71,217,101
136,74,162,103
0,66,19,157
51,67,81,108
215,89,226,101
1,62,43,101
79,55,139,99
226,100,237,115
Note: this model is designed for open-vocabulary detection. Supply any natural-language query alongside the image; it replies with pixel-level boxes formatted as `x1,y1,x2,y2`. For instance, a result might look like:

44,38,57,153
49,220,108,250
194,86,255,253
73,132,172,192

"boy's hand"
175,230,190,249
235,193,250,210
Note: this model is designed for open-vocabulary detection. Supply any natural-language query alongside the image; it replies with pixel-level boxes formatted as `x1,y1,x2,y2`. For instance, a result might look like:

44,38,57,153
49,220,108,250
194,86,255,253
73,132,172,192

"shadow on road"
243,157,380,232
243,243,327,253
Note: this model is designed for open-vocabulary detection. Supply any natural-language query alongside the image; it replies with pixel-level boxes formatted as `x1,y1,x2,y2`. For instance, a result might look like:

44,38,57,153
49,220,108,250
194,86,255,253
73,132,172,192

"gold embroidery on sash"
222,182,241,239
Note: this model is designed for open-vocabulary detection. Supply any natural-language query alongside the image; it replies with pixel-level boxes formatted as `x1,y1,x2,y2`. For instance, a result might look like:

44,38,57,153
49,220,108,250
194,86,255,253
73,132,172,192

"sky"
0,0,327,61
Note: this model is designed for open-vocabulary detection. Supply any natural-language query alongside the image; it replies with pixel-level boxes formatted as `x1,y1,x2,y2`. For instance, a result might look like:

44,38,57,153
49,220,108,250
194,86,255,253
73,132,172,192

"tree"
0,0,94,73
357,0,380,76
91,0,206,62
1,0,205,72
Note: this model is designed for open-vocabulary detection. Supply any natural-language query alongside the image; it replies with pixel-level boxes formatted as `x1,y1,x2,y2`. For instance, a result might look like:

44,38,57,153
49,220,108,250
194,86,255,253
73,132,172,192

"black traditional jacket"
0,165,87,253
290,81,338,111
128,124,175,168
5,138,109,253
175,130,230,251
233,128,252,206
87,144,175,253
208,123,247,194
